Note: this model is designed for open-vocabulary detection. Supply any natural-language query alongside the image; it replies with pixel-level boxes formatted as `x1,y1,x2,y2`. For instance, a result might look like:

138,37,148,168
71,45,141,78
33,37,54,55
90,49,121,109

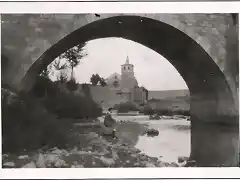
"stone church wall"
130,87,146,103
76,84,147,108
77,85,128,109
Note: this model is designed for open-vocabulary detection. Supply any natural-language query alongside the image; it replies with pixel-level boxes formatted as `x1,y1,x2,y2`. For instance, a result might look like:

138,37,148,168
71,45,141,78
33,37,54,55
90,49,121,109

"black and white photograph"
0,1,239,179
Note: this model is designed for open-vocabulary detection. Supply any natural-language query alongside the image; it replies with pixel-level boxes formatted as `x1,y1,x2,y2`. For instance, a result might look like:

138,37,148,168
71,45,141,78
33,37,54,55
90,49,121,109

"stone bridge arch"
1,14,239,166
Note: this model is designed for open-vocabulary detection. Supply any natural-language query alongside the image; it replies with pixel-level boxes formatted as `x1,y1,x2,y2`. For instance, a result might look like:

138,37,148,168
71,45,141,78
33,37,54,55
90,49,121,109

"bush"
138,103,190,116
44,91,102,119
113,102,139,113
66,78,78,91
2,88,70,153
31,76,59,98
139,105,154,115
153,108,190,116
31,76,103,119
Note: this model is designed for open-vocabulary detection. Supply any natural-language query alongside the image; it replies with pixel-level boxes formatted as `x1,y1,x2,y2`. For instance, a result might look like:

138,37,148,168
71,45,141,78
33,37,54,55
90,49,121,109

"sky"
50,37,188,91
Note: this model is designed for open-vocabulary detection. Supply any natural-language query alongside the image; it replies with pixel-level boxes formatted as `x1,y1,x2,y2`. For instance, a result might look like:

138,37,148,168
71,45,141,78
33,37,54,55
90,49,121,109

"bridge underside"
3,15,239,166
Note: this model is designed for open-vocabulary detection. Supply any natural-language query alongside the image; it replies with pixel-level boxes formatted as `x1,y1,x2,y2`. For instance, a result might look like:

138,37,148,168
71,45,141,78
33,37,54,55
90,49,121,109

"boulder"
52,148,63,155
173,115,186,119
44,154,60,166
61,149,70,156
71,164,84,168
18,155,29,159
134,162,141,166
170,162,179,167
178,156,189,163
184,160,197,167
145,162,156,167
35,153,46,168
146,128,159,136
149,114,161,120
22,161,36,168
3,162,15,167
2,154,9,161
100,156,115,166
2,154,9,158
156,161,169,167
54,159,67,168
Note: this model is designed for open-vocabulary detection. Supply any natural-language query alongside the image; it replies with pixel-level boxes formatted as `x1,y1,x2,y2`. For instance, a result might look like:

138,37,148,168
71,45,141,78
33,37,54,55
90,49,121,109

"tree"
57,71,68,84
90,74,101,86
60,43,87,80
66,78,78,92
99,78,107,87
53,58,67,71
40,66,50,79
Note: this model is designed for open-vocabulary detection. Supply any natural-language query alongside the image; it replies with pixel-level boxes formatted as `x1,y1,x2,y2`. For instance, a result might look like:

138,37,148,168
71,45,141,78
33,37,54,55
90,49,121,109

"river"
3,114,191,168
112,115,191,163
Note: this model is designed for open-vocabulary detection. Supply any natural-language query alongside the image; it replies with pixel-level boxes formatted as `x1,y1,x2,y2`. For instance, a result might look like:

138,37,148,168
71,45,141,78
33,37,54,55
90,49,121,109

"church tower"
120,56,138,92
121,56,134,78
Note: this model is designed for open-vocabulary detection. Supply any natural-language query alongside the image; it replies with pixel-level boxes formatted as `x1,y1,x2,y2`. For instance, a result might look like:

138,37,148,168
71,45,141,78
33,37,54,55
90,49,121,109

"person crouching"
104,108,117,138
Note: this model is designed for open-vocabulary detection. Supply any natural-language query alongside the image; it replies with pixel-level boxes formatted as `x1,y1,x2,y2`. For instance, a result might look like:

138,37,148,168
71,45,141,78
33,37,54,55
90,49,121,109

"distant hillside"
147,89,190,111
148,89,189,100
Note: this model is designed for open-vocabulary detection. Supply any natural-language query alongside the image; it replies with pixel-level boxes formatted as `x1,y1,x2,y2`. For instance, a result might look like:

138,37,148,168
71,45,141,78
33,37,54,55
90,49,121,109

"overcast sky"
51,37,188,91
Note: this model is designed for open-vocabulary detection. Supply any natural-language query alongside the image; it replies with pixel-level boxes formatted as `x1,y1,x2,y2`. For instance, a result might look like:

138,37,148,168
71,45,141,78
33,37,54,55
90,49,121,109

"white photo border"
0,1,240,179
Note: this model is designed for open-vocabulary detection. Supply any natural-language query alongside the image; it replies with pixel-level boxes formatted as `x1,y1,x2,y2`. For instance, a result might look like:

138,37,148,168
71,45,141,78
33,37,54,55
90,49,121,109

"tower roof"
121,56,133,66
125,56,130,64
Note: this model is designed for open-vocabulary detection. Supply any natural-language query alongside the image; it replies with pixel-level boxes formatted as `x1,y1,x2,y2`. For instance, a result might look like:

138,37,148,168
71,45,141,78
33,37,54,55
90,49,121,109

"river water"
113,115,191,163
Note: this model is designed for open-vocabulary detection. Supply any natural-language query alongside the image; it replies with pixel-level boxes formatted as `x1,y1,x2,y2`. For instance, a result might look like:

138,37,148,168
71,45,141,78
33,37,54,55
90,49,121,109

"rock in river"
3,162,15,167
18,155,29,159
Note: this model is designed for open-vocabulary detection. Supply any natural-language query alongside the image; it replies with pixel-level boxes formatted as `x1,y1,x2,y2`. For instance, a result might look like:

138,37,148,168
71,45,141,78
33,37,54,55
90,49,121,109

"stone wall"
76,84,148,108
1,14,238,95
77,85,128,108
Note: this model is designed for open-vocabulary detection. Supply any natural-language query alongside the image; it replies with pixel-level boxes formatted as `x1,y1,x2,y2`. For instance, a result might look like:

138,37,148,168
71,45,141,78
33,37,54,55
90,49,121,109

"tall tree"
57,71,68,83
90,74,101,86
99,77,107,87
53,58,67,71
60,43,87,80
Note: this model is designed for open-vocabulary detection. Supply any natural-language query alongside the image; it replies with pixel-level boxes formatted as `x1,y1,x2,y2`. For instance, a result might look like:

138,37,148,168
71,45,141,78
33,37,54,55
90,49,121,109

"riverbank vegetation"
2,75,102,154
113,101,190,116
2,45,103,154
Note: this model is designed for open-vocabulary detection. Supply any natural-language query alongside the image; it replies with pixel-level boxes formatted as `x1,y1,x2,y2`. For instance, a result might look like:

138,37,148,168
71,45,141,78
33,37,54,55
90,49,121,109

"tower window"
124,67,125,70
115,76,117,79
128,67,130,70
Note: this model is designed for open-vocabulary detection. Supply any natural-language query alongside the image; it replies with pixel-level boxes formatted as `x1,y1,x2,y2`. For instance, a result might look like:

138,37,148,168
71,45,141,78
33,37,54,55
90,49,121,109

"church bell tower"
120,56,136,91
121,56,134,78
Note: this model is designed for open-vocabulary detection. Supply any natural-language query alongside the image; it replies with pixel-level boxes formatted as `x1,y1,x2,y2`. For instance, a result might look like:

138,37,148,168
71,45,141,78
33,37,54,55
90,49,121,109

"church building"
76,56,148,109
105,56,148,104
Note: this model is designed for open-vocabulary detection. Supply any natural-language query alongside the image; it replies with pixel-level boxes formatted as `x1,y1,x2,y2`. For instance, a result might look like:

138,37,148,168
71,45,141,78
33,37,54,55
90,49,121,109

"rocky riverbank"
3,130,186,168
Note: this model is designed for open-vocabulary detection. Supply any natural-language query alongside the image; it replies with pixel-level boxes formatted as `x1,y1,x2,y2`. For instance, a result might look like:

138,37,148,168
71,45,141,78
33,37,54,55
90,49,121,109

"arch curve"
22,15,238,166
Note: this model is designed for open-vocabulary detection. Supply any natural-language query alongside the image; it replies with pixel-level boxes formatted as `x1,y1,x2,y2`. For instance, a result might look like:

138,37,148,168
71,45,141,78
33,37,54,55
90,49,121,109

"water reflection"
114,116,190,163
